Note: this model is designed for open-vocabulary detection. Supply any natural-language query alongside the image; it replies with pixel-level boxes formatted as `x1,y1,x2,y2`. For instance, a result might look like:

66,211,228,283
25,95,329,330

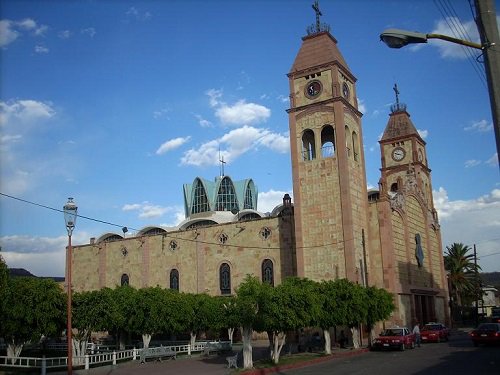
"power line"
0,192,139,232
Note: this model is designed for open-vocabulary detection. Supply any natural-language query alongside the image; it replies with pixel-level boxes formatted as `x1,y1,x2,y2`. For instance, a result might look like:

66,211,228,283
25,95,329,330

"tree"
234,275,266,369
0,254,8,292
221,296,239,344
0,277,66,363
261,277,320,364
108,286,137,349
73,288,118,363
314,280,343,354
364,286,395,346
444,243,481,306
333,279,368,348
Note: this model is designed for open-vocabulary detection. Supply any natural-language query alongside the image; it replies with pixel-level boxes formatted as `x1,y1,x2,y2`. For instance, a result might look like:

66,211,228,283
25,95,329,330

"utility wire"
0,192,139,232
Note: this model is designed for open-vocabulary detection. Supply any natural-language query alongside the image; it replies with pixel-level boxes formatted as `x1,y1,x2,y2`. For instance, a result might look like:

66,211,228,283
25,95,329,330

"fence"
0,340,231,373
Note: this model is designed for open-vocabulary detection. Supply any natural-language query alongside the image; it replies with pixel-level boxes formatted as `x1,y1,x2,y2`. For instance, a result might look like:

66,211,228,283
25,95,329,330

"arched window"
352,131,359,161
215,177,239,212
321,125,335,158
220,263,231,295
302,129,316,161
191,178,210,214
345,126,351,158
262,259,274,286
170,269,179,291
121,273,129,286
244,183,254,209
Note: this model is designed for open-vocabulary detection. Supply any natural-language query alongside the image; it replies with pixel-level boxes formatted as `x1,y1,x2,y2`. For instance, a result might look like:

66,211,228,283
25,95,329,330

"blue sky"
1,0,499,277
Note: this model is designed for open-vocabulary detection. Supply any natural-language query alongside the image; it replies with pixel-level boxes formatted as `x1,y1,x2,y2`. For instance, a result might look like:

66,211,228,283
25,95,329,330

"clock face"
418,149,424,162
392,147,405,161
305,80,322,98
342,82,350,99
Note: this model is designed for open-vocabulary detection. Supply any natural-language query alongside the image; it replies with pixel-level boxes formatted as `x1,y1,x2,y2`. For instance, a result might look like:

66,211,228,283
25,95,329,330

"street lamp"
379,0,500,167
63,197,77,375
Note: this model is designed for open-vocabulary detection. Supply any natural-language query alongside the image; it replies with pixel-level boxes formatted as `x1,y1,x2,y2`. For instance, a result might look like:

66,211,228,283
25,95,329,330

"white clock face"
392,147,405,161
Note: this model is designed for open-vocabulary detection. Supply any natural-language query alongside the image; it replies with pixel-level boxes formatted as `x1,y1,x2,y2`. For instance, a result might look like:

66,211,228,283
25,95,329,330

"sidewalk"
60,343,368,375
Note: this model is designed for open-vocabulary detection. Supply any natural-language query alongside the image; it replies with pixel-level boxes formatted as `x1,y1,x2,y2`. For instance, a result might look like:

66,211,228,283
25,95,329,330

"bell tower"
287,2,369,283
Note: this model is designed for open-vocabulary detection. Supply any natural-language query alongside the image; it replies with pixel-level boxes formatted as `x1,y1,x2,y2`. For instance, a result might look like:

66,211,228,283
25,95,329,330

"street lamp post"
63,198,77,375
380,0,500,167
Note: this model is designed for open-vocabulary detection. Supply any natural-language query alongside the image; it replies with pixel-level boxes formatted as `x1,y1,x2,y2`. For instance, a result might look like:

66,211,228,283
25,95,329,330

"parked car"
490,307,500,323
420,322,450,343
469,323,500,346
372,327,416,351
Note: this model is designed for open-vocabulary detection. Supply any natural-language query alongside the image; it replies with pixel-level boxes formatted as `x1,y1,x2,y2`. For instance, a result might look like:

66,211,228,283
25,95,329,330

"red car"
421,322,450,343
469,323,500,346
372,327,416,351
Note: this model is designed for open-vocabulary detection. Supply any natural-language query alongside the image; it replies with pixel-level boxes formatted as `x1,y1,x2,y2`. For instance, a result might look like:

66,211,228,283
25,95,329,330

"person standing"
413,320,421,347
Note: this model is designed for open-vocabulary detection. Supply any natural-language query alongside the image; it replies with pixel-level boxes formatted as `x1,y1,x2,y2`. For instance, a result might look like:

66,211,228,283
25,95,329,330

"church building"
70,3,449,329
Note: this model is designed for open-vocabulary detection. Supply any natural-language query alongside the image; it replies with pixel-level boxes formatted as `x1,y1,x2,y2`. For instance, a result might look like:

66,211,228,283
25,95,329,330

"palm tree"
444,243,481,306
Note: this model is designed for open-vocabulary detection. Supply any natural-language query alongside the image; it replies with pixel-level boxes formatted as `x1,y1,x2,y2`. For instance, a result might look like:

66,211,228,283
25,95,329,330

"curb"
239,348,370,375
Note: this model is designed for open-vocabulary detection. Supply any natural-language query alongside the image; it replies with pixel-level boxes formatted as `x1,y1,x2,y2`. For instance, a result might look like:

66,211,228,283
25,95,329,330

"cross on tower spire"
390,83,407,113
312,1,322,33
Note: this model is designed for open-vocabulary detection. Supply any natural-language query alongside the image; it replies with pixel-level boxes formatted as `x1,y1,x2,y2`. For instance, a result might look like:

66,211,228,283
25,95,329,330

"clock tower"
287,4,369,283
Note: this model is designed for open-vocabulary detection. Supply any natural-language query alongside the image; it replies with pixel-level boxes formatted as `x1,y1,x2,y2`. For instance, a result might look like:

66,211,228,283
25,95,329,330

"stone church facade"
70,6,449,329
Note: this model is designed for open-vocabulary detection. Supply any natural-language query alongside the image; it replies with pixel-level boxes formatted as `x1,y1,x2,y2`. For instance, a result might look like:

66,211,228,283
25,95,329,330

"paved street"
283,329,499,375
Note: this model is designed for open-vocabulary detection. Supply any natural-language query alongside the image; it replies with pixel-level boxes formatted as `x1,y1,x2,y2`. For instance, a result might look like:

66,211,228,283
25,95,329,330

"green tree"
0,277,66,362
220,296,239,344
73,288,118,362
444,243,481,306
364,286,395,346
234,275,266,369
0,254,8,292
109,286,137,349
314,280,343,354
181,292,222,347
260,277,320,364
333,279,368,348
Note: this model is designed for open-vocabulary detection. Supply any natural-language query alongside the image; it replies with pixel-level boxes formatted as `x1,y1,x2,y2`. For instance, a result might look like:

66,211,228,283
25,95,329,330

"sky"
0,0,499,277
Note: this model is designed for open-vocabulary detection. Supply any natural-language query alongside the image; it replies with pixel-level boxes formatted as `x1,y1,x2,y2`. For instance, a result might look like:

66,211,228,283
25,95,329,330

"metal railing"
0,340,232,372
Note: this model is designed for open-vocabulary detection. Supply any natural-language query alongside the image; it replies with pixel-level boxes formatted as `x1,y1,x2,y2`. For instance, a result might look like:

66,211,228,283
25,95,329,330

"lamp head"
64,197,78,235
380,28,428,48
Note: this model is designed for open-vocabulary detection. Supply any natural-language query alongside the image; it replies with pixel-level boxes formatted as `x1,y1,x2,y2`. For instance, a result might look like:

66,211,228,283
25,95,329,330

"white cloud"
258,189,293,213
195,114,212,127
486,153,498,167
126,7,151,21
18,18,37,30
465,159,481,168
153,107,170,119
206,89,223,107
277,95,289,103
58,30,72,39
156,136,191,155
430,17,480,59
122,202,172,219
180,125,289,167
81,28,96,38
0,99,56,126
464,119,493,133
417,129,428,139
35,45,49,54
1,134,22,144
434,187,500,272
216,100,271,126
0,20,20,47
357,98,366,114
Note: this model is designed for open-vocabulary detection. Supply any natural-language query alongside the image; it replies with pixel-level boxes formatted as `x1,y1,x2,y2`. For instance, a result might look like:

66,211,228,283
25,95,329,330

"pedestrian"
413,320,421,347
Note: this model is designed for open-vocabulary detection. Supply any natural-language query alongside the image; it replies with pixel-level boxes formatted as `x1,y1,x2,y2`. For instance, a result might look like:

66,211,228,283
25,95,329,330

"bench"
226,353,238,368
203,341,232,356
140,346,177,363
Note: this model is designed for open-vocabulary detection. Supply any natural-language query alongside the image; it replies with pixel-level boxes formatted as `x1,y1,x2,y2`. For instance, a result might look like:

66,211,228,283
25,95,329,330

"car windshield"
478,323,499,331
424,325,440,331
383,329,403,336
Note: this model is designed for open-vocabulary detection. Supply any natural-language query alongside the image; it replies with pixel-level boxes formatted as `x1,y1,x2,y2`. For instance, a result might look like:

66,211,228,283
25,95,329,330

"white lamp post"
63,197,77,375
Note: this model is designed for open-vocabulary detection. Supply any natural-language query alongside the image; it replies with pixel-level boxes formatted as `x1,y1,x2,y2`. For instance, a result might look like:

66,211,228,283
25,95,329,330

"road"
283,329,499,375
